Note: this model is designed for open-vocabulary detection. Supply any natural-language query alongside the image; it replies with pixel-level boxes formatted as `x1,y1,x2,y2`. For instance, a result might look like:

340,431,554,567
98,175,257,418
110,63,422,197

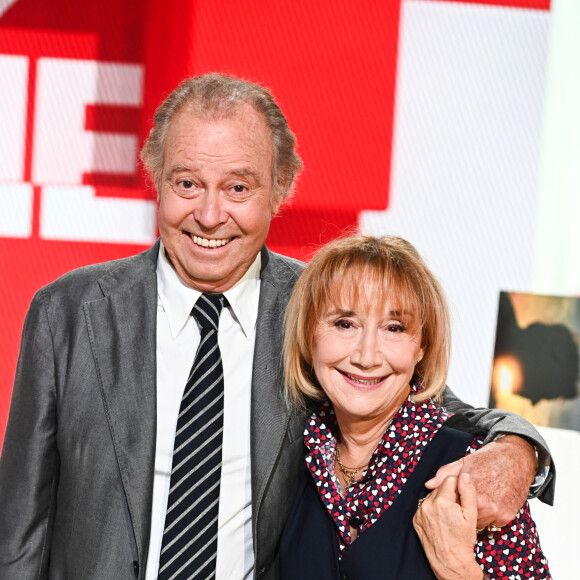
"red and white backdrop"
0,0,576,574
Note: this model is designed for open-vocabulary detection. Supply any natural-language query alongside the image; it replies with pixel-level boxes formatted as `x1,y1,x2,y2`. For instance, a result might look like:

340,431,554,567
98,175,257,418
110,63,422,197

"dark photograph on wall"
490,291,580,432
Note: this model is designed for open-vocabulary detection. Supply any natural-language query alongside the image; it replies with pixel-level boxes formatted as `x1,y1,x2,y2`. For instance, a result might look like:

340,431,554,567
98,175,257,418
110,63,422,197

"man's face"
158,103,283,292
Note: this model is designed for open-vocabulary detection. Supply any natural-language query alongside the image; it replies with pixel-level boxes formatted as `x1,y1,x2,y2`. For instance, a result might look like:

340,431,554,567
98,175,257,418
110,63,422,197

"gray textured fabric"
0,241,553,580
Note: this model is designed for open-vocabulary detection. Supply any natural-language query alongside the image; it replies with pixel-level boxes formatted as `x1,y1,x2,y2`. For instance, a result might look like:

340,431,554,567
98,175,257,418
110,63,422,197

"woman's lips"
338,369,388,386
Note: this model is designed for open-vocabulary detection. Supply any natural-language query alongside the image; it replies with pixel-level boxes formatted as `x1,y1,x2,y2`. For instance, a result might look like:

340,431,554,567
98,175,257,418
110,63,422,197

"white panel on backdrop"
0,183,32,238
534,0,580,295
41,186,156,244
32,59,143,185
531,2,580,577
0,55,28,182
361,0,550,407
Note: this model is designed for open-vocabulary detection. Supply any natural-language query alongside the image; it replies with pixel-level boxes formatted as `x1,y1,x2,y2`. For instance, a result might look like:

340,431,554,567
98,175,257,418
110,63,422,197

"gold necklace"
335,443,368,489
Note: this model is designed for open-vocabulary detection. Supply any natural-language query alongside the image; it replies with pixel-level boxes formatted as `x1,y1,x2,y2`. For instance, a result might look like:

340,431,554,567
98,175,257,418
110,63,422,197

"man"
0,74,552,579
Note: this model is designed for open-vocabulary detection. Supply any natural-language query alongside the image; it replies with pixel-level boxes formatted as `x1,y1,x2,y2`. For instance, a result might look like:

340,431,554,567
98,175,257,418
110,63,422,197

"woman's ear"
416,347,425,365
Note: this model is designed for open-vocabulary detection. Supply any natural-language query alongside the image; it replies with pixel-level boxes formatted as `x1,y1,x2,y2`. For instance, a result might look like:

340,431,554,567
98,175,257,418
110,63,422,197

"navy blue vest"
280,425,474,580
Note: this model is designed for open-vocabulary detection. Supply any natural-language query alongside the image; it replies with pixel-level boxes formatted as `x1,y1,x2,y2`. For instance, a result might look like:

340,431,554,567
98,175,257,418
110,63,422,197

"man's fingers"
424,457,463,490
475,503,512,530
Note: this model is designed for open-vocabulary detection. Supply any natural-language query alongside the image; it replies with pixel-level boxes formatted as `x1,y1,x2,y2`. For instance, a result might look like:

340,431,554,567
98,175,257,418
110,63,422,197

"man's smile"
190,233,232,248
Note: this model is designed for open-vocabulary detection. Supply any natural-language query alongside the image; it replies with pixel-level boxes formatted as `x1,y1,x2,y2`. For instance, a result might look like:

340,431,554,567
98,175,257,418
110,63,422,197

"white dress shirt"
146,244,260,580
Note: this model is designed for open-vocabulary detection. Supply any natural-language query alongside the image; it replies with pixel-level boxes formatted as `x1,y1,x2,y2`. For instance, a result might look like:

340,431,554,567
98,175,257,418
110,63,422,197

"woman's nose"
351,329,382,368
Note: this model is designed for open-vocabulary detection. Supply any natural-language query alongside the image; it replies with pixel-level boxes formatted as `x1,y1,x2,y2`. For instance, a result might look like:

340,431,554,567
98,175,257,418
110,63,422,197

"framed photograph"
490,291,580,432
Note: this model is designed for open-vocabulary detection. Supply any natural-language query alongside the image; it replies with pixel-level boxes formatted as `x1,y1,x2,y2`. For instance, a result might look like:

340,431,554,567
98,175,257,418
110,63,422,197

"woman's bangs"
318,262,422,331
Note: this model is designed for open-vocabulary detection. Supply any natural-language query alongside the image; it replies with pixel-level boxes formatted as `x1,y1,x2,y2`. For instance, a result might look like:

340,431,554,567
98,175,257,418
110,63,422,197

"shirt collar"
156,241,262,339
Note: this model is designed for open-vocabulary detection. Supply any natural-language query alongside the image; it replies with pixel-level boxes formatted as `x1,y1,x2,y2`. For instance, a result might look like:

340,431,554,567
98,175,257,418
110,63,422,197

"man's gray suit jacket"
0,241,553,579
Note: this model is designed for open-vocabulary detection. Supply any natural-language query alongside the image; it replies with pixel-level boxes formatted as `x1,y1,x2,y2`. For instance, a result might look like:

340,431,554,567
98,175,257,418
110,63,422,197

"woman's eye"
387,324,406,333
334,319,353,330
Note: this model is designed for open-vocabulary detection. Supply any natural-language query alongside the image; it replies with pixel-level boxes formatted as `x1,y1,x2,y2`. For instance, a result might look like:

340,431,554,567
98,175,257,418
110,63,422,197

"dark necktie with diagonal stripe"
158,293,226,580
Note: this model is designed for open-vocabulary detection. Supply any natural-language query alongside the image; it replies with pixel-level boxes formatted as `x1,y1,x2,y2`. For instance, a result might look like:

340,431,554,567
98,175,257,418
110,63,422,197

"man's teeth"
192,235,230,248
346,373,383,385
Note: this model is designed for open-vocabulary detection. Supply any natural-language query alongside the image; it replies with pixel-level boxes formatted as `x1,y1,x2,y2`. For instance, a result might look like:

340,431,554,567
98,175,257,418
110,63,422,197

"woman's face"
312,296,424,426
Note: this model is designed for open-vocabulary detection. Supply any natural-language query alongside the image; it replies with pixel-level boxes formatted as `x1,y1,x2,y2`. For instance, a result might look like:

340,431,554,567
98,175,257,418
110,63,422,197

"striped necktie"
158,293,226,579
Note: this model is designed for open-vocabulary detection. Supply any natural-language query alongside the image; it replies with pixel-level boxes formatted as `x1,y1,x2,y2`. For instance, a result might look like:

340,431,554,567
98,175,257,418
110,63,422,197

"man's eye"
232,184,247,193
167,179,198,198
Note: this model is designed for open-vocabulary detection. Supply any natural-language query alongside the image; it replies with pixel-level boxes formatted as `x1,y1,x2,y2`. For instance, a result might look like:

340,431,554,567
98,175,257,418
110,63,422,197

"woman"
279,234,549,579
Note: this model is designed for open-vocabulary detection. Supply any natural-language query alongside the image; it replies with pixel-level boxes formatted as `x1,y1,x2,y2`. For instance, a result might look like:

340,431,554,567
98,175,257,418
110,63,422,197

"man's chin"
174,261,240,293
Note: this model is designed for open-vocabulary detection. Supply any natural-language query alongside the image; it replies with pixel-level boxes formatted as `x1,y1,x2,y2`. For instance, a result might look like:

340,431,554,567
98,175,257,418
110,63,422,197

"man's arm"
432,386,554,528
0,289,58,579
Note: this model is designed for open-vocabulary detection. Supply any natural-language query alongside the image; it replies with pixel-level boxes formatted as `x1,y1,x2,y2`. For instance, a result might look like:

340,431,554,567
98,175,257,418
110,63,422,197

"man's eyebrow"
230,168,260,179
165,166,260,179
166,164,194,178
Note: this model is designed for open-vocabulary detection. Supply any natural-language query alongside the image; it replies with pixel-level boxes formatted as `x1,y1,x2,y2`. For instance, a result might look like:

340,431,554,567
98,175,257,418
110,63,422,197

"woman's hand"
413,473,484,580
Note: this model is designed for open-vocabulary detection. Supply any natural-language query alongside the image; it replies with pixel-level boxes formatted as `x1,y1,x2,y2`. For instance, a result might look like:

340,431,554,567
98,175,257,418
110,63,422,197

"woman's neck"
334,385,410,467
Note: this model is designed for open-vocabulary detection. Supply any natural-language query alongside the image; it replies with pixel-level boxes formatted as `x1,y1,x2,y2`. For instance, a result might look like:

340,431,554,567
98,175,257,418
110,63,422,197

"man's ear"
270,190,285,215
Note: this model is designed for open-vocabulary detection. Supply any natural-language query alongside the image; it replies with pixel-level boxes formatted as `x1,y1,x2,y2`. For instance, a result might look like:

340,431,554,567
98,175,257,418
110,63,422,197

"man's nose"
194,190,226,229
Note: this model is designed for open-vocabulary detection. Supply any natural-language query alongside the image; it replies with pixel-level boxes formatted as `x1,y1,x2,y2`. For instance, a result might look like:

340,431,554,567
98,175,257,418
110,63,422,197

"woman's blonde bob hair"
283,234,451,411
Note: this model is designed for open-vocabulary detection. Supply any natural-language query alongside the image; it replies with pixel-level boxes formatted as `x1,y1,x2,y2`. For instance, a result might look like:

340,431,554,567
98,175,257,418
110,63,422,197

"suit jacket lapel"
83,241,159,561
251,248,304,531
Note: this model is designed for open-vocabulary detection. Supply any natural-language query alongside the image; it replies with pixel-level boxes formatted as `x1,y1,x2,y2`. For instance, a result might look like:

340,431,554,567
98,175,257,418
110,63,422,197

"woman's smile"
337,368,389,389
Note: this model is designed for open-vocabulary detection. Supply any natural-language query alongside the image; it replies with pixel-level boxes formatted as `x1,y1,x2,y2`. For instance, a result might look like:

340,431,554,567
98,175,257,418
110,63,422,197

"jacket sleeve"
0,288,58,579
441,385,555,505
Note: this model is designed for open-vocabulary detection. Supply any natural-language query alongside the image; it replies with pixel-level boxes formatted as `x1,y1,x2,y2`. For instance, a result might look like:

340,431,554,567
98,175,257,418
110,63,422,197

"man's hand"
413,474,484,580
424,435,537,529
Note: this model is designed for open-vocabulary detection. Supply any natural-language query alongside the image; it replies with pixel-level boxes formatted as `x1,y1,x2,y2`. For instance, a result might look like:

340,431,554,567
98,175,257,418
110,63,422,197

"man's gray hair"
140,73,303,201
